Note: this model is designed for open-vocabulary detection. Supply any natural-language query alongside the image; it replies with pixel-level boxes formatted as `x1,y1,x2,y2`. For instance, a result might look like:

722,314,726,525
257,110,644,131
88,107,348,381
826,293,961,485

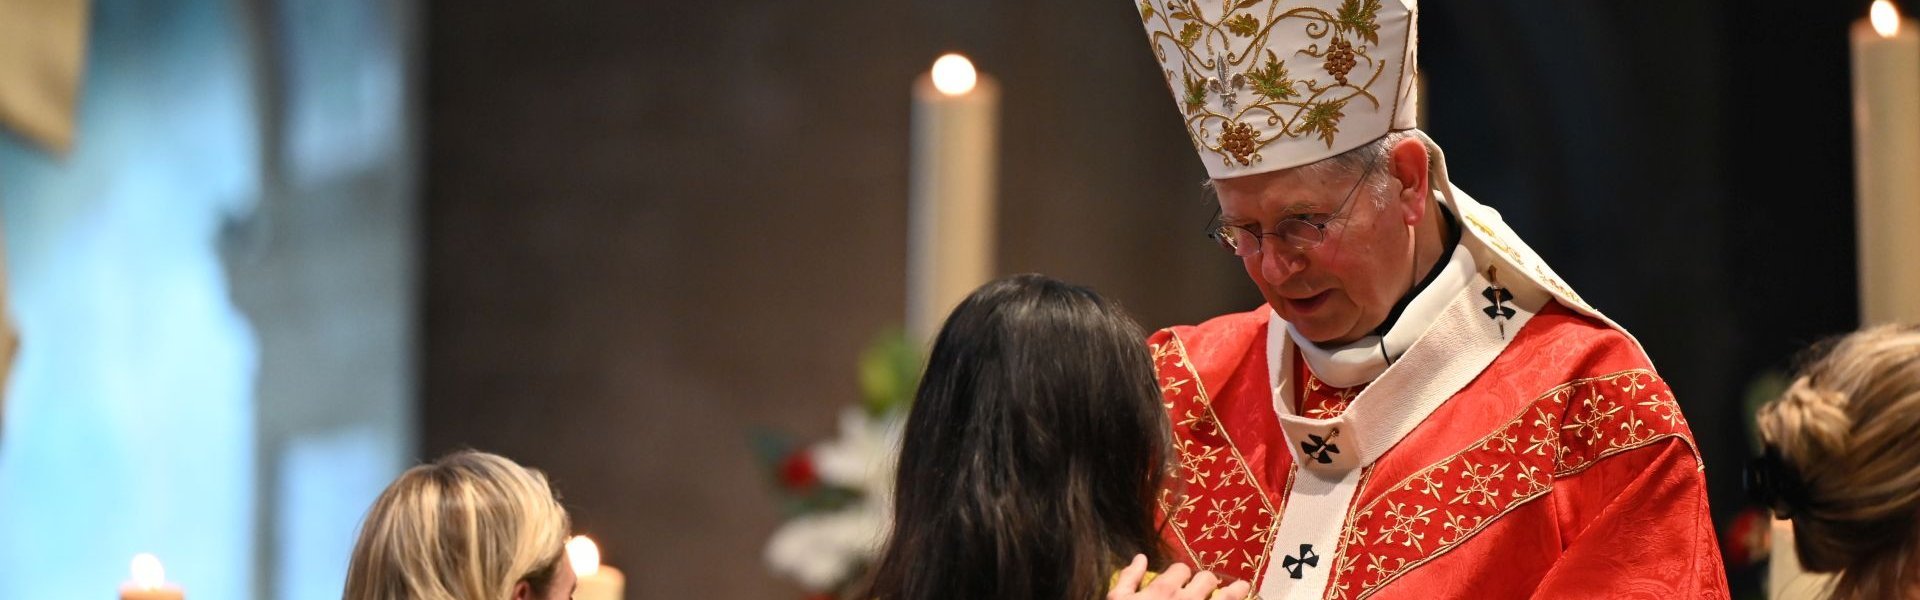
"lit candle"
907,53,1000,345
1852,0,1920,326
567,536,625,600
118,553,184,600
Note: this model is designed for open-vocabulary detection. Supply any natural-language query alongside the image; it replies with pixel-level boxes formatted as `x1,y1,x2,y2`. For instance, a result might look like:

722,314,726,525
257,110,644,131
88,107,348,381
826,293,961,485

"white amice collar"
1275,237,1478,388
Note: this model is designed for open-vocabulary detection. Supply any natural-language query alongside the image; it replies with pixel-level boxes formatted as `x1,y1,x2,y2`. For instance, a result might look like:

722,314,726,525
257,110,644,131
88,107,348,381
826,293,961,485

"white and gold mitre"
1135,0,1418,178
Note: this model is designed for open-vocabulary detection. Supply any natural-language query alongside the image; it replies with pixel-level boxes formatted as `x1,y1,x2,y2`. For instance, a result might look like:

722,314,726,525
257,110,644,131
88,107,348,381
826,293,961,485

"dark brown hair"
861,274,1171,600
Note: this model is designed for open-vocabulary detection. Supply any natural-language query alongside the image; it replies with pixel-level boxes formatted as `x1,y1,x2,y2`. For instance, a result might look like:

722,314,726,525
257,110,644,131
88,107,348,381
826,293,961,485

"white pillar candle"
1852,0,1920,326
567,536,625,600
907,53,1000,345
118,553,184,600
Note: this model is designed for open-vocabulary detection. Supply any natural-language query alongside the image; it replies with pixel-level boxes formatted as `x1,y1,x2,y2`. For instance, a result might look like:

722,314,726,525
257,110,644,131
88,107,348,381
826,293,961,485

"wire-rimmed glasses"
1205,154,1382,257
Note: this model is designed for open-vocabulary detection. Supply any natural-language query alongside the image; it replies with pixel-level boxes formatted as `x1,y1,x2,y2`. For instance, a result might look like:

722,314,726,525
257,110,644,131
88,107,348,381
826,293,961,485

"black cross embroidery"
1282,544,1319,579
1299,431,1340,464
1483,266,1516,339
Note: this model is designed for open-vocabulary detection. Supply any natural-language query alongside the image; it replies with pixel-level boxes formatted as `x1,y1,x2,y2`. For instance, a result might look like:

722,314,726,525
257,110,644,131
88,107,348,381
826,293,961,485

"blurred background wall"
421,1,1855,599
0,0,416,598
0,0,1870,598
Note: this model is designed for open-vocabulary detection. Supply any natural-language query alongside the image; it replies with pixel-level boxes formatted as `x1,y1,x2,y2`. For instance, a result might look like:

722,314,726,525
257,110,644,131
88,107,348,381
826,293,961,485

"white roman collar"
1282,237,1478,388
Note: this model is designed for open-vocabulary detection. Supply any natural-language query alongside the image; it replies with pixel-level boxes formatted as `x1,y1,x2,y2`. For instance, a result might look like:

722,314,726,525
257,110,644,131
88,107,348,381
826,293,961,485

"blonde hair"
343,450,571,600
1757,324,1920,600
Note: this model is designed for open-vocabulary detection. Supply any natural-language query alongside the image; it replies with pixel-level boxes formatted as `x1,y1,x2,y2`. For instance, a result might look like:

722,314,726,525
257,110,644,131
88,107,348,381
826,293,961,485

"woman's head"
343,450,574,600
866,274,1171,599
1756,324,1920,599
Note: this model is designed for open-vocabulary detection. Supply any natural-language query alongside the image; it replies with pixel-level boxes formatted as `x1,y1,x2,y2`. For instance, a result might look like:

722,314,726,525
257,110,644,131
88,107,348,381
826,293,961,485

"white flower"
764,503,890,592
810,407,905,500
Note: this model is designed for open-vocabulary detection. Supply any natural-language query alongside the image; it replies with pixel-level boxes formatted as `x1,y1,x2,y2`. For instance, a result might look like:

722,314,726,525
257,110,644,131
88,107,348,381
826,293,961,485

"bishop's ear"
1388,136,1431,224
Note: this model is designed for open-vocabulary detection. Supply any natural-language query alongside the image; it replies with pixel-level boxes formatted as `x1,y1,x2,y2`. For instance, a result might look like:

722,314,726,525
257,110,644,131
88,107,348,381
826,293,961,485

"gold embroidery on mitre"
1140,0,1393,168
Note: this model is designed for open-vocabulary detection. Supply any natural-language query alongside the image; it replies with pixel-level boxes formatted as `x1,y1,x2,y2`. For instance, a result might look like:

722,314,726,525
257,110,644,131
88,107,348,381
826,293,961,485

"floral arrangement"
758,330,920,598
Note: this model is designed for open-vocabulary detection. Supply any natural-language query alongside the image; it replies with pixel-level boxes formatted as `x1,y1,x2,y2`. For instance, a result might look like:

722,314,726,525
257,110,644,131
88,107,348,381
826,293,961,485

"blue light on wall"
0,1,261,597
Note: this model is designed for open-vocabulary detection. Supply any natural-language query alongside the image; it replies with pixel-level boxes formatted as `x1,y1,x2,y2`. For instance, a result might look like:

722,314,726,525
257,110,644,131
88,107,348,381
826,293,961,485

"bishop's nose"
1256,244,1308,285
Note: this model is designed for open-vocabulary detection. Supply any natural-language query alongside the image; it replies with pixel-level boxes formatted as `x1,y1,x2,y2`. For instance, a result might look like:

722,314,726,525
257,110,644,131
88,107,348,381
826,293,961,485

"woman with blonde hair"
343,450,575,600
1751,324,1920,599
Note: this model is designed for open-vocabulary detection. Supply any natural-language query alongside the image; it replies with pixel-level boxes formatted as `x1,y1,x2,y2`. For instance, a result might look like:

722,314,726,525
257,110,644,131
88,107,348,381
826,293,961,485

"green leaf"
1299,99,1347,146
1248,55,1295,100
1183,72,1208,113
1336,0,1382,44
1139,1,1155,22
1226,14,1259,37
1178,21,1203,48
857,327,922,417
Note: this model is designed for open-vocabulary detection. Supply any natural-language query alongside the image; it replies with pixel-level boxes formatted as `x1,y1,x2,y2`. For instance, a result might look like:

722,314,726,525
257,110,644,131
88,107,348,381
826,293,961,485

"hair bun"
1773,375,1853,458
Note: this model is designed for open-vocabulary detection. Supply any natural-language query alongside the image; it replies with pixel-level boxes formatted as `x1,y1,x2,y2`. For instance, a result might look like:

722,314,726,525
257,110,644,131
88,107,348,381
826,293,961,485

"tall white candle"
1853,0,1920,326
118,553,184,600
908,53,1000,345
567,536,625,600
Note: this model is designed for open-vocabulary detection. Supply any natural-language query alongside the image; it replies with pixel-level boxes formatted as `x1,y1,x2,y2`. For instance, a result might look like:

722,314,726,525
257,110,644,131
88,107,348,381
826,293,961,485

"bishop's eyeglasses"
1205,152,1382,257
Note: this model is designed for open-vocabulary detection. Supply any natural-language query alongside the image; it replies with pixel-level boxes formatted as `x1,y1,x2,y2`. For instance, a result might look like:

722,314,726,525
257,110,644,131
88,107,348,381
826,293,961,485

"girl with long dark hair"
862,274,1249,600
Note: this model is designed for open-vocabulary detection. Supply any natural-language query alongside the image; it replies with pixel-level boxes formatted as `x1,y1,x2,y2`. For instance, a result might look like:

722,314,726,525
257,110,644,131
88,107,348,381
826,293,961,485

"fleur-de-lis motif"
1638,393,1685,426
1439,512,1482,545
1160,488,1199,529
1199,496,1251,541
1408,465,1448,502
1206,57,1247,111
1515,464,1550,497
1236,548,1264,578
1483,426,1520,453
1179,439,1223,485
1281,544,1320,579
1250,506,1280,544
1450,461,1509,507
1376,501,1435,551
1562,396,1622,441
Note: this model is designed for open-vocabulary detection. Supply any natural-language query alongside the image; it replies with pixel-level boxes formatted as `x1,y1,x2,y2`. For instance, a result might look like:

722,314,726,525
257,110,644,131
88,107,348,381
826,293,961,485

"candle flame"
130,553,166,589
1873,0,1901,37
566,535,602,577
931,54,978,96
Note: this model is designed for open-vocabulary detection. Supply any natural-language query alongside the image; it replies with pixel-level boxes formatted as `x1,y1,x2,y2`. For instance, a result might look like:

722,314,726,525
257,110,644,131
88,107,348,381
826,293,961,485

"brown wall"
421,2,1253,597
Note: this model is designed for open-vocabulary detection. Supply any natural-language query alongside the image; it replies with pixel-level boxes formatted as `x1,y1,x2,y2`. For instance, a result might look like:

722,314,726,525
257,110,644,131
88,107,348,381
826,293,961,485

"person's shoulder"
1147,305,1269,349
1506,301,1655,375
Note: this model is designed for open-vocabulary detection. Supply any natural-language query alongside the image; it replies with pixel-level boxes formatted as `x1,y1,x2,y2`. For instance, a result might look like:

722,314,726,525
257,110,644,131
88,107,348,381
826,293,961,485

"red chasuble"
1149,301,1730,599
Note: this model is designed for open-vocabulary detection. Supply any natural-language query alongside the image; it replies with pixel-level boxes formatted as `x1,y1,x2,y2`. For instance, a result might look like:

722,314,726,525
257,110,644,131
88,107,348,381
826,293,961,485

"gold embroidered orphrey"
1139,0,1391,167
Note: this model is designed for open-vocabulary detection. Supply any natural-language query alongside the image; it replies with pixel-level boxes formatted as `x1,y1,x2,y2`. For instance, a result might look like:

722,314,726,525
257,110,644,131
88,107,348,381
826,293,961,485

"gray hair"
1200,129,1427,208
1299,129,1421,205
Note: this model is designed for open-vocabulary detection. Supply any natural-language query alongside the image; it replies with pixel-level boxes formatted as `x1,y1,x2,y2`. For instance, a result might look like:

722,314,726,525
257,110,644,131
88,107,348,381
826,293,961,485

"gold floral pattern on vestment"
1323,369,1699,600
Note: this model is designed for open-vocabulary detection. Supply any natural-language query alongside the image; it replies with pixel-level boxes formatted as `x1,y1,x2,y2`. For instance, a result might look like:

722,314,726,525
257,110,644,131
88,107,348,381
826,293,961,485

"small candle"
567,536,625,600
1852,0,1920,326
907,53,1000,345
119,553,184,600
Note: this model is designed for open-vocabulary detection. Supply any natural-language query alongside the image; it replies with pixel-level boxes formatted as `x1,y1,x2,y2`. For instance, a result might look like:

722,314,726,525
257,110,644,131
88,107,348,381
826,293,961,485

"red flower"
779,449,819,492
1721,507,1772,566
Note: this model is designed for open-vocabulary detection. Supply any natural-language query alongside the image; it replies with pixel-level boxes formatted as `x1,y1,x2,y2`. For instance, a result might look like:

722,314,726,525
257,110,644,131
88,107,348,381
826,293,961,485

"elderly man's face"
1213,161,1416,345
